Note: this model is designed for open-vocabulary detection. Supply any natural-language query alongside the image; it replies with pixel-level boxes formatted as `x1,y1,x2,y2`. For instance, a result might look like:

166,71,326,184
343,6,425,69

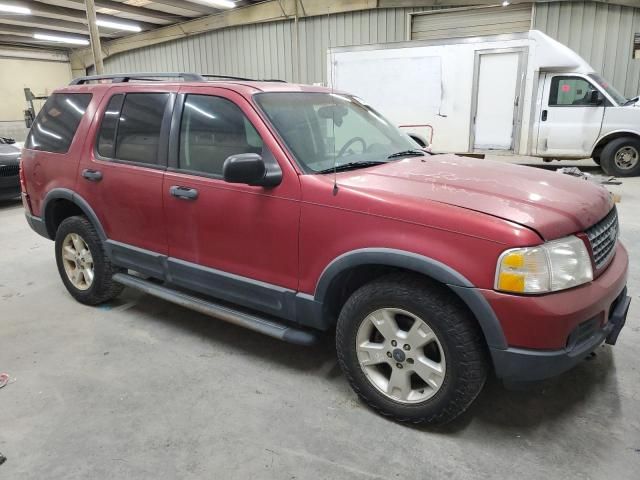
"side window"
179,95,264,176
549,77,598,106
26,93,92,153
96,92,170,165
97,94,124,158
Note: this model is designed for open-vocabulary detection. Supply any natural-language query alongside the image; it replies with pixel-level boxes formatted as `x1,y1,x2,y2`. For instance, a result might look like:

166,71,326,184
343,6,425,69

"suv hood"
338,154,612,240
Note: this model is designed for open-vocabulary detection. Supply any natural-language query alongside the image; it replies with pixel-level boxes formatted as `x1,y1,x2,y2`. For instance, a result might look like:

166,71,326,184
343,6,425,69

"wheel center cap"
392,348,406,363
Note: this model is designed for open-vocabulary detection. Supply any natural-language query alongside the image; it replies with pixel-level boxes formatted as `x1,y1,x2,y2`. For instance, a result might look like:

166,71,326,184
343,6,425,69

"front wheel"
600,137,640,177
55,216,123,305
336,274,488,425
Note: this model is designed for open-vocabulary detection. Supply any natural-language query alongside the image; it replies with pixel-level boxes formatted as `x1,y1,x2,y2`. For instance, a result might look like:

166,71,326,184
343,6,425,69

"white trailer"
328,30,640,176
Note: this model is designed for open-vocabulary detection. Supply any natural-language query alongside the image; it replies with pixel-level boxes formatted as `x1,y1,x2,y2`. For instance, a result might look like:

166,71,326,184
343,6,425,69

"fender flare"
313,248,507,350
41,188,107,241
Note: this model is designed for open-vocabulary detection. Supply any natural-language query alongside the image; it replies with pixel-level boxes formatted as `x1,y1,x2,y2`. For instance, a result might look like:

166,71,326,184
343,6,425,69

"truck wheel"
55,216,123,305
336,274,488,425
600,137,640,177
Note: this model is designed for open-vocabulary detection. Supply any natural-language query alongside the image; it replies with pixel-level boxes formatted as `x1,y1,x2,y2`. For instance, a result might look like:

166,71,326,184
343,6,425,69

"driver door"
162,86,302,317
535,74,605,157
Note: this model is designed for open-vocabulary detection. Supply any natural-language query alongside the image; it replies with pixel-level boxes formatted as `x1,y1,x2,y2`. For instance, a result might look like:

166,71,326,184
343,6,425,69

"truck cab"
534,70,640,176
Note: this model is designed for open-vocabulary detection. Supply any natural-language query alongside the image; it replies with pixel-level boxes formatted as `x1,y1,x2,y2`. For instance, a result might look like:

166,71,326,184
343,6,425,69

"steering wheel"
336,137,367,158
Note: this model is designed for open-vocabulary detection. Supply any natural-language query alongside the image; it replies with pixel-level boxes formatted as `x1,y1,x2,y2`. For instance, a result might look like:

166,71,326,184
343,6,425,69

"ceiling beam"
145,0,222,15
6,1,156,30
0,44,69,60
0,14,119,37
34,0,181,24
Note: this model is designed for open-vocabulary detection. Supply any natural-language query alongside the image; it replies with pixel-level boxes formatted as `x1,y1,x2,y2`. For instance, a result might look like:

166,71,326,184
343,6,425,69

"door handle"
541,109,548,122
169,185,198,200
82,169,103,182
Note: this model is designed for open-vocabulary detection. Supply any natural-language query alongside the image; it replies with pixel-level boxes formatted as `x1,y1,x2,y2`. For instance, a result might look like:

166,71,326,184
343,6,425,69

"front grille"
0,164,19,177
585,207,618,270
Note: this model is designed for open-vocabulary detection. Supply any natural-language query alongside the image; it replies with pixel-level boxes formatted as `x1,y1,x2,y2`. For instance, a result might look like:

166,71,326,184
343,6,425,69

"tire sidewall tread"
54,215,123,305
336,273,488,425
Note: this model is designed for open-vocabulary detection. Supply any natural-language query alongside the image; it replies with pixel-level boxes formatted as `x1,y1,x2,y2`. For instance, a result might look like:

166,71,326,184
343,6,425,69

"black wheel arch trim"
312,248,508,350
40,188,107,241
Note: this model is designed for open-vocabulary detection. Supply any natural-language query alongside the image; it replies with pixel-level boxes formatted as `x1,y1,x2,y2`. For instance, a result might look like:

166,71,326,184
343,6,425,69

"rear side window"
178,94,263,176
96,92,170,165
26,93,92,153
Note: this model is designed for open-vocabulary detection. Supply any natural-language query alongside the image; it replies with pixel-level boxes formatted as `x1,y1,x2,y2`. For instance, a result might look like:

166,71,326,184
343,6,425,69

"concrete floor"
1,158,639,479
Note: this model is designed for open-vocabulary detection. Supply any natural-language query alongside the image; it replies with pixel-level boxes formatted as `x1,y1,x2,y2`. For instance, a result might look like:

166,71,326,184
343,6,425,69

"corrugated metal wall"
533,1,640,97
100,7,433,84
100,2,640,97
411,4,532,40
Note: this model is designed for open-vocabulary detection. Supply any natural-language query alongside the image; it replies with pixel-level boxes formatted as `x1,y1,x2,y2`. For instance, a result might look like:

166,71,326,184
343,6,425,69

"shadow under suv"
20,73,631,425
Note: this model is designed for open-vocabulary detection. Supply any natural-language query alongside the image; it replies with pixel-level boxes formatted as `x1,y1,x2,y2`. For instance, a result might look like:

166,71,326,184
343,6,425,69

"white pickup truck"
329,30,640,176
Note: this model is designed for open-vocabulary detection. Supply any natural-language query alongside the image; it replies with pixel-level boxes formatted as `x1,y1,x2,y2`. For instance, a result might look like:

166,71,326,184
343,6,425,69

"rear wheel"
55,216,123,305
336,274,488,425
600,137,640,176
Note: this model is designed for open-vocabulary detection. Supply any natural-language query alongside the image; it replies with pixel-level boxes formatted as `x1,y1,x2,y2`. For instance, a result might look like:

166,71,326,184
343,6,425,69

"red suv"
20,73,630,425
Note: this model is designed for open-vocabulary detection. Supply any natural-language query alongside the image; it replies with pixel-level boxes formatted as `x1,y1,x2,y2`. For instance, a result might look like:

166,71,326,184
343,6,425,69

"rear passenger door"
162,86,301,318
76,86,178,276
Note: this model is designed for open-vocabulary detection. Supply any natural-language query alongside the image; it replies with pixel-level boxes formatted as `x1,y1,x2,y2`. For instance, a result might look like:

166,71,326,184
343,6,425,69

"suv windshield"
588,74,628,105
254,92,421,173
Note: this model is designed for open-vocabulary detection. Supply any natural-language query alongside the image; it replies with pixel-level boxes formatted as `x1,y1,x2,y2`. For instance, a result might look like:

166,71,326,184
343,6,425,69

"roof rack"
70,72,288,86
70,72,205,85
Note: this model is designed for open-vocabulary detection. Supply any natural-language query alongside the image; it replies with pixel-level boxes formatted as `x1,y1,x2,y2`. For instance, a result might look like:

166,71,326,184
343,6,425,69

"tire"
600,137,640,177
336,273,488,425
55,216,123,305
592,155,601,166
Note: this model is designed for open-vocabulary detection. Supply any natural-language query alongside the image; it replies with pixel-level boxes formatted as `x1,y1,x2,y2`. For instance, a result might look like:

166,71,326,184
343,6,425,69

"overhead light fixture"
96,19,142,32
502,1,511,5
0,4,31,14
33,33,90,45
203,0,236,9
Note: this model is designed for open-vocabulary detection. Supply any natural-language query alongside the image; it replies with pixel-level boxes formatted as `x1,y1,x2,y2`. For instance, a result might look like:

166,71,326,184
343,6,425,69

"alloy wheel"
61,233,94,291
355,307,446,403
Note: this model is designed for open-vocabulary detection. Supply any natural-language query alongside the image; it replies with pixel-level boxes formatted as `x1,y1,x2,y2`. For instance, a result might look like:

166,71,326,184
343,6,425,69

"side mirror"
590,90,605,106
222,153,281,187
408,133,429,148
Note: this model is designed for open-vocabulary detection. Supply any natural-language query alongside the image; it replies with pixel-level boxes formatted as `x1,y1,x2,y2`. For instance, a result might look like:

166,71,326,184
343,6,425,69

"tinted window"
113,93,169,165
26,93,92,153
97,94,124,158
549,77,598,106
179,95,263,176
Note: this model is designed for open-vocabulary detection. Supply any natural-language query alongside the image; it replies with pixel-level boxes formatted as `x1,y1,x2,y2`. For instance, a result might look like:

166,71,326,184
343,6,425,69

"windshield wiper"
387,149,426,159
316,161,387,174
622,96,639,106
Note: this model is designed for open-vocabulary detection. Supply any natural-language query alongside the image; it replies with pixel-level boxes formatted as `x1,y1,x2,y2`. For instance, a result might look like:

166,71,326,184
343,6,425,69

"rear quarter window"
25,93,92,153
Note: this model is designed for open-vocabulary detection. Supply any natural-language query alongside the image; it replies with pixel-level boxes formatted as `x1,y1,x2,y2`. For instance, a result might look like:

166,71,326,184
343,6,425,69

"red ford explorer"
20,73,631,424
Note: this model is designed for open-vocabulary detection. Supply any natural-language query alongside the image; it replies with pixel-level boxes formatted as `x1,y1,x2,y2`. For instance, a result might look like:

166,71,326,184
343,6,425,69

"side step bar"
112,273,319,346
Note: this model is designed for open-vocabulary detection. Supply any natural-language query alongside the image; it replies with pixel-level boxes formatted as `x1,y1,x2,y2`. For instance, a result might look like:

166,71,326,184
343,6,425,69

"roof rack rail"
201,74,287,83
70,72,205,85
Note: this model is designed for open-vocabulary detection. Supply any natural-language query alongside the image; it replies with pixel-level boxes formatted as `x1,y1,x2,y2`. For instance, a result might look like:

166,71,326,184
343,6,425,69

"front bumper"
491,287,630,381
485,242,630,382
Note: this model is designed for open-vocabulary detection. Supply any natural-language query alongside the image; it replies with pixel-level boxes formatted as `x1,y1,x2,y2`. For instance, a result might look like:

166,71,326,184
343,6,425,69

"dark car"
21,73,630,425
0,137,21,201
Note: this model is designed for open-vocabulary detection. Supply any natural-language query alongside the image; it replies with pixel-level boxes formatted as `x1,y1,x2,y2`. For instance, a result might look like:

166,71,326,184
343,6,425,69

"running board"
112,273,318,346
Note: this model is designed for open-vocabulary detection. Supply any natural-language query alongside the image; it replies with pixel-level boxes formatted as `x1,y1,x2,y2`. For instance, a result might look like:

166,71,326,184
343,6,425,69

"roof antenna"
328,8,339,196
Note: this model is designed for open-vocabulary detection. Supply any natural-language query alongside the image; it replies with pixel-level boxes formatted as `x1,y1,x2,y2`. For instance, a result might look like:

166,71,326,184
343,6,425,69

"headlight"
495,236,593,294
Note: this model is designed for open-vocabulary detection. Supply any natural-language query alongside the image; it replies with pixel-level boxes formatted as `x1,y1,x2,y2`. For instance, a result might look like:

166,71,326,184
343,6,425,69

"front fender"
309,248,507,349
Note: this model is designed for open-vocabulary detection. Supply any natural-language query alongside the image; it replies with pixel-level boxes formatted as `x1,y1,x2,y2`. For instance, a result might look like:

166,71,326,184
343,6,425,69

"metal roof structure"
0,0,261,50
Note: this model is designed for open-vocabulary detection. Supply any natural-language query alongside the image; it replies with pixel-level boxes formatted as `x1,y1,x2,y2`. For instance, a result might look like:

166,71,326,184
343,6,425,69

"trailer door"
472,51,524,151
535,74,605,157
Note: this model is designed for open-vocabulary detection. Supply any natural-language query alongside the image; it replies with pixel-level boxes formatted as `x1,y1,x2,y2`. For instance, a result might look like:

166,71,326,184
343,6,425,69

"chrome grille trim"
585,207,618,270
